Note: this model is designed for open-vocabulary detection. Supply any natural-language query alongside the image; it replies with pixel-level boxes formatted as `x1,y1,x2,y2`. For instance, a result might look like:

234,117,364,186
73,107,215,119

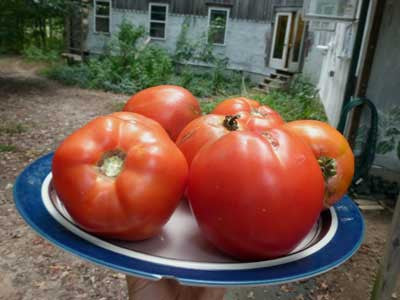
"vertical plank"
371,194,400,300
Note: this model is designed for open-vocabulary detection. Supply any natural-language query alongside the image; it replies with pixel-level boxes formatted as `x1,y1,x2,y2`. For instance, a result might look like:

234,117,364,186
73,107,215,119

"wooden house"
67,0,306,83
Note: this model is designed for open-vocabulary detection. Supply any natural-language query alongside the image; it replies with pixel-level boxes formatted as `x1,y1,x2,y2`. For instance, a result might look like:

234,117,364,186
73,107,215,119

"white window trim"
207,7,230,46
93,0,112,34
148,3,169,40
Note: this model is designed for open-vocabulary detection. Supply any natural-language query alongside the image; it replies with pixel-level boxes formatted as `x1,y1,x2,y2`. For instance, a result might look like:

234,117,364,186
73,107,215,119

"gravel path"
0,56,398,300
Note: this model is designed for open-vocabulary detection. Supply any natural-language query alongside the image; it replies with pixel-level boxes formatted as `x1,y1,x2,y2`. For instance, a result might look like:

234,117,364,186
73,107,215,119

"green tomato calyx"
318,156,337,181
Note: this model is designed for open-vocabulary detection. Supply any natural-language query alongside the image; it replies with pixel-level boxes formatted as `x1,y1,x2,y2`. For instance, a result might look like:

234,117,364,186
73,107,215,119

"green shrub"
0,144,17,152
254,75,327,122
45,20,249,98
22,45,60,62
45,20,173,94
200,75,327,121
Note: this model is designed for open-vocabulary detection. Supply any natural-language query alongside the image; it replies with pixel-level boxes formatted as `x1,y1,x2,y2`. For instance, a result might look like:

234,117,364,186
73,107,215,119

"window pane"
151,5,166,21
209,9,227,44
96,1,110,15
96,17,110,33
210,10,227,24
209,26,225,44
150,22,165,38
272,15,288,59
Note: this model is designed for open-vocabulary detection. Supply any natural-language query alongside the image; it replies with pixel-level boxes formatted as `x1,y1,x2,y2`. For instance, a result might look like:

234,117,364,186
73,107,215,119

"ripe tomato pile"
52,85,354,260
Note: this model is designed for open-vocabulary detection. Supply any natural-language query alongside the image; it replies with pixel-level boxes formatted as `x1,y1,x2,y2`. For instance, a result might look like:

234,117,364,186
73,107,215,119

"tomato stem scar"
223,115,240,131
98,150,126,177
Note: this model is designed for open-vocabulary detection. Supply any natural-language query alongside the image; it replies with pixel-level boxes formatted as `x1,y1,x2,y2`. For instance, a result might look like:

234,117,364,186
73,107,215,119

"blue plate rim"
13,153,365,286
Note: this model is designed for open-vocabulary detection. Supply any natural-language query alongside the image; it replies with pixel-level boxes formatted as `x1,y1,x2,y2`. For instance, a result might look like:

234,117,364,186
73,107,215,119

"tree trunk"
64,15,71,52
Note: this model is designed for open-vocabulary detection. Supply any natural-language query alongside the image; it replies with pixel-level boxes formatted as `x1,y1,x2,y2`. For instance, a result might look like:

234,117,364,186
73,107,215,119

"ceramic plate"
14,153,364,286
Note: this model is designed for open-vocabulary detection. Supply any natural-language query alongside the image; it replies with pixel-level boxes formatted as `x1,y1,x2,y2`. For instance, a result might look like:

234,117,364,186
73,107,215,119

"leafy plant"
375,106,400,159
0,144,17,152
46,20,172,94
0,122,26,135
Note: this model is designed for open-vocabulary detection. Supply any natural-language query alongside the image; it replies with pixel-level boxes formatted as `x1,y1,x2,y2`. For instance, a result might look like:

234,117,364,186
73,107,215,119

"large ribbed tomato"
284,120,355,208
212,97,284,132
239,106,284,133
52,112,188,241
188,129,324,260
212,97,260,115
123,85,201,141
176,114,246,166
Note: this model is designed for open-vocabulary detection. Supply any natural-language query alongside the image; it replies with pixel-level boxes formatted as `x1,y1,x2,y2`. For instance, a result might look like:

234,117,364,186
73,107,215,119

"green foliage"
171,18,247,98
254,76,327,122
22,44,60,62
0,144,17,152
0,122,26,135
46,20,246,98
0,0,68,54
46,20,172,94
174,16,224,65
377,138,395,155
197,75,326,120
372,106,400,159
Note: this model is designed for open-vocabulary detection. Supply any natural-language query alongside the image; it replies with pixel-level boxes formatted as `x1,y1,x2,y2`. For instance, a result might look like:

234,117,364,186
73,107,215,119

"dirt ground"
0,56,398,300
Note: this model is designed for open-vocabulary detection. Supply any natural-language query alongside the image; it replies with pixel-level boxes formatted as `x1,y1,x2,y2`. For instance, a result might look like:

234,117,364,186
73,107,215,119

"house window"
94,0,111,33
149,3,168,39
208,8,229,45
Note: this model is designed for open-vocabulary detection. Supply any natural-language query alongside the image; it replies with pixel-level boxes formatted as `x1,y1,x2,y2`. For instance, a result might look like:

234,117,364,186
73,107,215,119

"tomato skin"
123,85,201,141
284,120,355,207
240,106,285,133
52,112,188,241
176,114,246,166
211,97,259,115
188,129,324,260
212,98,284,132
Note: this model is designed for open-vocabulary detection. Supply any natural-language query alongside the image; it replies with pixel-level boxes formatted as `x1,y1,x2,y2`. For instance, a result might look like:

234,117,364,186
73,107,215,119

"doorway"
269,10,305,72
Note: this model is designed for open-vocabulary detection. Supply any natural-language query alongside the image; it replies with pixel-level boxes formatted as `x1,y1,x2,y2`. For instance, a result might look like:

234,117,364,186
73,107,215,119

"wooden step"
276,69,294,77
264,76,288,85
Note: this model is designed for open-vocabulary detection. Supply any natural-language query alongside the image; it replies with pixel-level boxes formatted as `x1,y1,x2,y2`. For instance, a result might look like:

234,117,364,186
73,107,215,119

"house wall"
86,8,274,76
364,0,400,171
112,0,276,22
307,23,356,127
302,31,333,85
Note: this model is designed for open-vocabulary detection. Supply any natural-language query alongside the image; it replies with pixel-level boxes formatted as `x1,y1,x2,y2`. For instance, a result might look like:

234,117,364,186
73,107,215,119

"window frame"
93,0,111,34
148,3,169,40
207,7,230,46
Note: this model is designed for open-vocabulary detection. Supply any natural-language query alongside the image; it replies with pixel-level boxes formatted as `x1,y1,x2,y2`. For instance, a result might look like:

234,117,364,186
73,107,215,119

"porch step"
276,69,294,77
258,70,294,93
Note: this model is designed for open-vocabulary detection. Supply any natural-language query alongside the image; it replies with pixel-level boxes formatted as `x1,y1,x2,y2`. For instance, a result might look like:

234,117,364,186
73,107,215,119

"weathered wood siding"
112,0,302,21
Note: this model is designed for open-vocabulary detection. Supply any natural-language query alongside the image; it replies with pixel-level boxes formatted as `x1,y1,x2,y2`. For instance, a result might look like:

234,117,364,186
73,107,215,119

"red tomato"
123,85,201,141
176,114,246,166
212,98,284,132
188,129,324,260
211,97,259,115
52,112,188,241
239,106,285,133
284,120,355,208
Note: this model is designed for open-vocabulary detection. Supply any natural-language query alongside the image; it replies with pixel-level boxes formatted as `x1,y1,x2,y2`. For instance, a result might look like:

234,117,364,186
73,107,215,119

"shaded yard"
0,56,398,300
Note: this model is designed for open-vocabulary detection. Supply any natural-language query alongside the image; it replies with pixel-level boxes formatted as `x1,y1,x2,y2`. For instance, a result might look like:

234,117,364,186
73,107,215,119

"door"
269,11,305,72
288,12,305,72
269,13,292,70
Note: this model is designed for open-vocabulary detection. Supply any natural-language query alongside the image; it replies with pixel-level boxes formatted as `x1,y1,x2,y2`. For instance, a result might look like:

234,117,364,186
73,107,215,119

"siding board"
112,0,291,21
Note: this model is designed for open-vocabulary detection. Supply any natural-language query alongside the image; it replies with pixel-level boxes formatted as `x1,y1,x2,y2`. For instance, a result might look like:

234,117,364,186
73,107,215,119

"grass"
199,86,327,122
0,144,17,152
0,122,26,135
